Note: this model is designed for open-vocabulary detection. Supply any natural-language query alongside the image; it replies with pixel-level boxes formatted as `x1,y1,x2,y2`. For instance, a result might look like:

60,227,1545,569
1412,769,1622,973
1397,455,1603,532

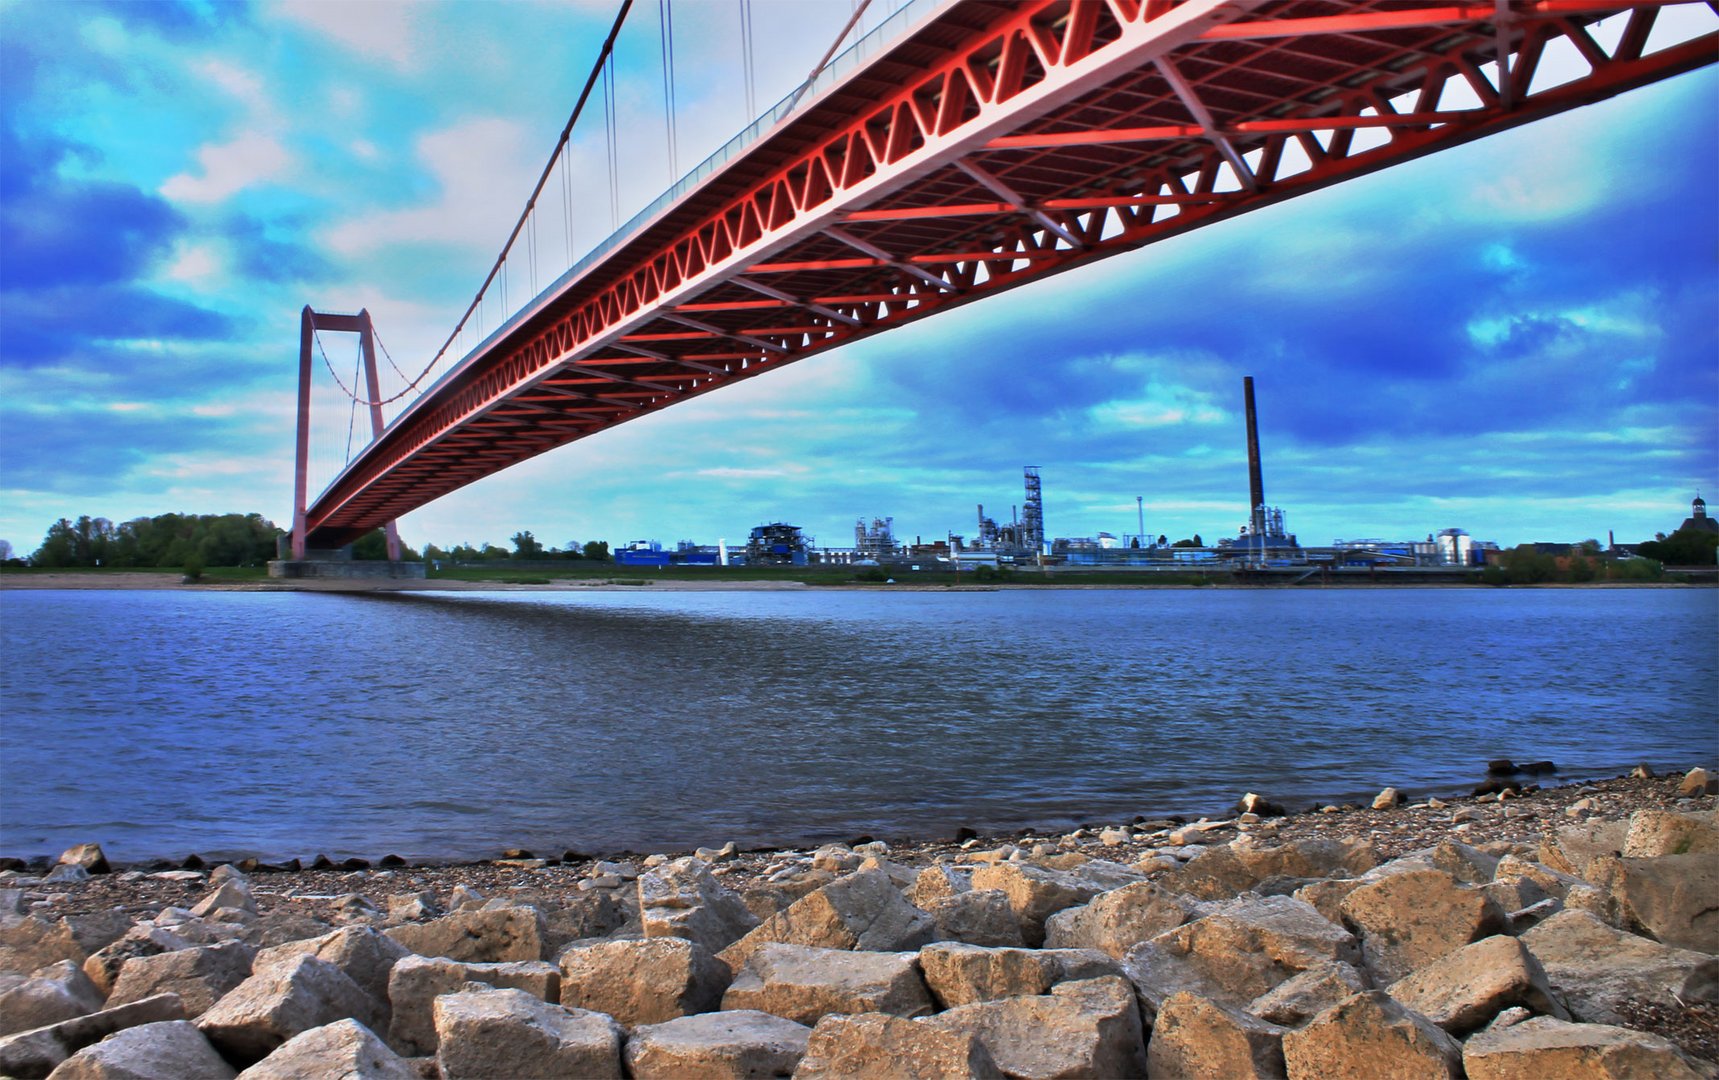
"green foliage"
181,552,204,581
1497,546,1557,584
1480,564,1509,587
1171,535,1205,548
32,512,282,568
582,540,611,562
1614,557,1663,581
1566,553,1596,583
1638,527,1719,567
854,567,890,582
510,531,543,558
350,529,422,561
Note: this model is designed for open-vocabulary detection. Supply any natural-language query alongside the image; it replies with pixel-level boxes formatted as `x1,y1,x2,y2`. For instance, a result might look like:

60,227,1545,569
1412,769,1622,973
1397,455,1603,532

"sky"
2,0,1716,558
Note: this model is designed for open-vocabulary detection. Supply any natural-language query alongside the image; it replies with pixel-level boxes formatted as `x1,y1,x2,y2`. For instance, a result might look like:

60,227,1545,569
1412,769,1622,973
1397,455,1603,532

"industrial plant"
614,378,1501,575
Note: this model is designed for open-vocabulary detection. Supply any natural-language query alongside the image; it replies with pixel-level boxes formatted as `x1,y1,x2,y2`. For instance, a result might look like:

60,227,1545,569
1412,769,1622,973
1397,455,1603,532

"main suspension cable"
412,0,635,406
659,0,679,181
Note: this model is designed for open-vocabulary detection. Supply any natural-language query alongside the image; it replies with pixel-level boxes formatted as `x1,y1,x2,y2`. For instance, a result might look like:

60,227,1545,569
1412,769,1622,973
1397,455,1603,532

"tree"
582,540,611,562
0,539,11,562
1498,545,1557,584
1638,527,1719,567
511,531,543,559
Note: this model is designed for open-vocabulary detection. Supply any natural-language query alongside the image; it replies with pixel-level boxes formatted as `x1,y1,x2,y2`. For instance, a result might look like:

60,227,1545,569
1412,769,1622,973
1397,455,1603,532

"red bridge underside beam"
304,0,1714,547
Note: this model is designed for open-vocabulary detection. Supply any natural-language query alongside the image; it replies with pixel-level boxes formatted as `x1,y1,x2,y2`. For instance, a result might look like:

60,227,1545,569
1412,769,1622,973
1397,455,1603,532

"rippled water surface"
2,586,1714,861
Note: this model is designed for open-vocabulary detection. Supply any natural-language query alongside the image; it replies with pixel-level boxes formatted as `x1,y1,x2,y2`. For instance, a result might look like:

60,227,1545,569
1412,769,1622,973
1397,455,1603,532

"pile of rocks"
0,774,1714,1078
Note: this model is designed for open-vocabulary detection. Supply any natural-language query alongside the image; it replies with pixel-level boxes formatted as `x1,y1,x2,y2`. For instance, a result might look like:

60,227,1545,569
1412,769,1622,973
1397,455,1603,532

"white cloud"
164,243,222,286
271,0,422,72
1086,379,1226,431
323,117,534,257
161,131,293,204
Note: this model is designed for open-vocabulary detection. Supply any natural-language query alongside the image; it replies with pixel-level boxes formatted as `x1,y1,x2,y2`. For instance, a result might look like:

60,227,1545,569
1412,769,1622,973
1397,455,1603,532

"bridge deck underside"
305,0,1713,547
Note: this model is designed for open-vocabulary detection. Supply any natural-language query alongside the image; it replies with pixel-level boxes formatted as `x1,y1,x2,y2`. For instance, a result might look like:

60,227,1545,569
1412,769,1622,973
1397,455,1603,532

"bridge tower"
274,307,418,579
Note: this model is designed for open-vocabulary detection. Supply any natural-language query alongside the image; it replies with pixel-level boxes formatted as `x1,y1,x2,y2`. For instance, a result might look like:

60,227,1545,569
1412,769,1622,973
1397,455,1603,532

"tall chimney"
1244,376,1265,535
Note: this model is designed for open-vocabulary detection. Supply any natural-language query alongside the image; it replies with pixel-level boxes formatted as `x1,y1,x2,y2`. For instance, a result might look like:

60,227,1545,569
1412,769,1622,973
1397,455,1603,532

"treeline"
422,532,610,563
1481,544,1662,586
31,513,283,568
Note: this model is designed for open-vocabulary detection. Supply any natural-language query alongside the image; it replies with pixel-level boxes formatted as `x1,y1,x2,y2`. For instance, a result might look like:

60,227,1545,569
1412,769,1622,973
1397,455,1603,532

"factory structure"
615,378,1496,572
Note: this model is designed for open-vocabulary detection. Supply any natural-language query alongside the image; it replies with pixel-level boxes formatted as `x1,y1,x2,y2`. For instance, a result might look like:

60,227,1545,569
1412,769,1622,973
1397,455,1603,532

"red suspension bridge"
289,0,1717,557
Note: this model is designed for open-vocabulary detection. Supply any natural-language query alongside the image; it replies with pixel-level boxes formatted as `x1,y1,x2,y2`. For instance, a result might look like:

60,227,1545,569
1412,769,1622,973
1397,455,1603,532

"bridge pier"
267,537,425,580
267,558,425,580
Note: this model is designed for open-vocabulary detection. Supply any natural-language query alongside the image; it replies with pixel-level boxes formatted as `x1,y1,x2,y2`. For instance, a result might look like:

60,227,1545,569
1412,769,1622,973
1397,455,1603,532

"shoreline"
5,768,1699,887
1,571,1708,593
5,762,1712,871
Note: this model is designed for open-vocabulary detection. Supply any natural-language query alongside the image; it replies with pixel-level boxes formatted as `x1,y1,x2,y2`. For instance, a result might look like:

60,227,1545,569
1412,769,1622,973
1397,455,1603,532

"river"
1,586,1713,863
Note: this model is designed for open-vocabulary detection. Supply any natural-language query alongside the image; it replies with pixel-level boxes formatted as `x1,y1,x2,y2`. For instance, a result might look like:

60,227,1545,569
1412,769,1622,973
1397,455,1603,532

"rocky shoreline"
2,767,1714,1077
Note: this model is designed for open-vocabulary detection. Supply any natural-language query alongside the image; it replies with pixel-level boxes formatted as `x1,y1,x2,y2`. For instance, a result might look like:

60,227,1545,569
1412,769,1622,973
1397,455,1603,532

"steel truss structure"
301,0,1715,547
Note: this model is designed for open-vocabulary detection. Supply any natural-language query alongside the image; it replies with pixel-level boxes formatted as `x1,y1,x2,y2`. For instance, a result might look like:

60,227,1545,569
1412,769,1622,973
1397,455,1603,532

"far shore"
0,570,1709,593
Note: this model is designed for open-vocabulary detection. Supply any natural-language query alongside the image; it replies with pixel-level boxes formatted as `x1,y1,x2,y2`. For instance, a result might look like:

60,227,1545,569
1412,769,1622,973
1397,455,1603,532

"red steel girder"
304,0,1715,545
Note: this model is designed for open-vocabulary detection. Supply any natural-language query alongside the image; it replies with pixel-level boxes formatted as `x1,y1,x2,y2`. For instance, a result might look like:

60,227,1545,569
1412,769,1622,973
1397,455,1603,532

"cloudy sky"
2,0,1715,558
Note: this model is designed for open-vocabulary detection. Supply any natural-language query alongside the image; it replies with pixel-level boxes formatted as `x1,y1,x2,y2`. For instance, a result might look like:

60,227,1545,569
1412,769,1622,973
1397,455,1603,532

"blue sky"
2,0,1715,557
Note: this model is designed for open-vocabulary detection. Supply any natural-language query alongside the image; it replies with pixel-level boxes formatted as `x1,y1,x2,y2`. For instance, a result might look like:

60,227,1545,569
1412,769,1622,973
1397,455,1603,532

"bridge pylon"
277,306,413,576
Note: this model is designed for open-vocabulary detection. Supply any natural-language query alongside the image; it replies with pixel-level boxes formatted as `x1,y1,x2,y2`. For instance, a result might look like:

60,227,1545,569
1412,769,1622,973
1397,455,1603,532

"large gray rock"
1122,895,1360,1022
794,1013,1003,1080
966,864,1103,947
432,987,621,1080
1147,991,1288,1080
1338,869,1508,984
918,942,1118,1009
1588,853,1719,953
1,917,86,976
190,879,256,919
384,905,545,964
922,890,1025,948
638,857,759,954
558,936,728,1028
55,845,109,875
235,1018,415,1080
1158,839,1378,902
624,1010,810,1079
1043,880,1204,959
1431,841,1501,885
722,943,931,1025
82,927,194,999
923,975,1147,1080
107,941,256,1019
1462,1014,1715,1079
253,926,408,1009
0,961,105,1037
385,954,559,1056
46,1020,234,1080
1539,819,1629,879
196,954,381,1066
1280,992,1461,1080
1386,935,1566,1034
1247,961,1370,1028
59,913,132,960
719,869,933,974
1621,809,1719,858
1521,910,1712,1024
0,995,185,1080
907,865,973,908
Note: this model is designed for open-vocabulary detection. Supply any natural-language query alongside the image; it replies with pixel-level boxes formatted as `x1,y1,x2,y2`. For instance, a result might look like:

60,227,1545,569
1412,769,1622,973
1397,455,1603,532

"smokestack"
1244,376,1265,535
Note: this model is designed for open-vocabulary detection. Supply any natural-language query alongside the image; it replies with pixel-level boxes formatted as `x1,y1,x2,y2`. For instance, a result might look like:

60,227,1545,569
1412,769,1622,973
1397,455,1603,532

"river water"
1,586,1713,863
